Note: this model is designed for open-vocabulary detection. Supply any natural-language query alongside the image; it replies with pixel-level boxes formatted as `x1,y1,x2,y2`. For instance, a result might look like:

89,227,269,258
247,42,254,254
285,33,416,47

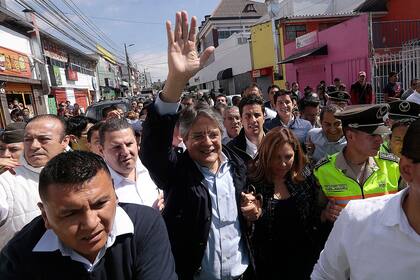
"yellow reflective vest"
314,152,400,207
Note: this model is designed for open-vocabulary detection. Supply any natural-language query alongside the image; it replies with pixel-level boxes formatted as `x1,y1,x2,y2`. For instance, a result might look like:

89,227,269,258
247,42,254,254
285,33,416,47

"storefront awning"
279,45,328,64
217,68,233,80
0,74,41,85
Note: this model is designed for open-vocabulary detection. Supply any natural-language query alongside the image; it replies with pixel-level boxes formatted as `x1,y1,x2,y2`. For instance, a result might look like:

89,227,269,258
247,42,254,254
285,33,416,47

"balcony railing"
372,20,420,49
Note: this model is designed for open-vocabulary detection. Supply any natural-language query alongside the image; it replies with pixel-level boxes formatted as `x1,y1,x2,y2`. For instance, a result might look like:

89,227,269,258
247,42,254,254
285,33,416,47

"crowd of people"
0,10,420,280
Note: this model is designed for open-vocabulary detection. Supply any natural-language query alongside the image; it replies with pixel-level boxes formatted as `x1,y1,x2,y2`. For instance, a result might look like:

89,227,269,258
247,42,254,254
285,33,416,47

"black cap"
0,122,26,143
388,100,420,121
327,91,351,102
335,104,390,135
401,118,420,162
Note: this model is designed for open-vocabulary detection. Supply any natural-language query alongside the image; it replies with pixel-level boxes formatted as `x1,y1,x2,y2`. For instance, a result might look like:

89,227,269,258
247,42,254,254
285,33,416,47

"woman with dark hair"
248,127,324,280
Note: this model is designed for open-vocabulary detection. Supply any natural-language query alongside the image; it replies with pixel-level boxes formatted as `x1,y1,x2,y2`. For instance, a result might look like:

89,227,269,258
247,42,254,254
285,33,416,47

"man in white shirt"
0,115,70,249
312,118,420,280
99,117,162,209
406,80,420,105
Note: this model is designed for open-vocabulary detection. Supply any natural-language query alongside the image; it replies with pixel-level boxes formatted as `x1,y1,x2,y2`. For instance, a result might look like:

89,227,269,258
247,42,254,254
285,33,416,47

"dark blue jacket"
0,204,177,280
140,104,255,280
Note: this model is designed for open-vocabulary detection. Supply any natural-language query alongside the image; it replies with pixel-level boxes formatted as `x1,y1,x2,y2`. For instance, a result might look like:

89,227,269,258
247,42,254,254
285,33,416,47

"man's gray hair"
179,106,224,140
224,106,240,116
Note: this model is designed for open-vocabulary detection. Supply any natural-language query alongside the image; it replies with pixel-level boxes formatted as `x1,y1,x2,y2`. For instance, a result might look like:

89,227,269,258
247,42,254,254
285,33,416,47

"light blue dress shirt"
195,154,249,280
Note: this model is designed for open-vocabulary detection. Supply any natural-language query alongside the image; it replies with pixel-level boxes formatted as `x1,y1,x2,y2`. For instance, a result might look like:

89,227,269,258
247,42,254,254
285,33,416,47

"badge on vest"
378,182,386,189
324,184,348,192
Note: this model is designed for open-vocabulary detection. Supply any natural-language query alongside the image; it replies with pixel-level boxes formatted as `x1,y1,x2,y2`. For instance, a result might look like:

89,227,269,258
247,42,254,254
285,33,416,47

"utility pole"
124,43,133,96
23,9,49,114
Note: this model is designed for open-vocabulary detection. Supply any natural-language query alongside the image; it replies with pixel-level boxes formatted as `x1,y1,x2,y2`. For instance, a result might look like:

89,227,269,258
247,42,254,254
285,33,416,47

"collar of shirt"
245,135,258,158
280,114,295,127
378,188,420,242
107,158,143,186
32,205,134,271
19,154,43,174
195,152,229,176
335,151,379,182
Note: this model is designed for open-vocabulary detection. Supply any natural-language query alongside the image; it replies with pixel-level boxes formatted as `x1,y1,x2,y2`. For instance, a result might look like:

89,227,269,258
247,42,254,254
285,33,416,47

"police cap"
388,100,420,121
327,91,351,102
335,104,390,135
0,122,26,144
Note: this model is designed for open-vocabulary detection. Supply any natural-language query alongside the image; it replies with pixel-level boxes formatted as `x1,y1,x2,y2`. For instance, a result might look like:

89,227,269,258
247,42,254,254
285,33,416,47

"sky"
6,0,221,82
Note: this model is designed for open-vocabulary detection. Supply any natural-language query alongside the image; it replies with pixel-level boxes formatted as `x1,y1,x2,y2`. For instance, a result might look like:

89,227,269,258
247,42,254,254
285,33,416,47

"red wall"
381,0,420,21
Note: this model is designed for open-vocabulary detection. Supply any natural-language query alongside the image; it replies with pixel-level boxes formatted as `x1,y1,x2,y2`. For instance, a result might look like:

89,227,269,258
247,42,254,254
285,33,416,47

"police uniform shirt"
335,151,378,185
307,128,347,163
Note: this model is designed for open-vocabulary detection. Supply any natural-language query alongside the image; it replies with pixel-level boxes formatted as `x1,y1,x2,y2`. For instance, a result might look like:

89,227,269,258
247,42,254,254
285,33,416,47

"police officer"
380,100,420,155
315,104,400,222
326,91,351,109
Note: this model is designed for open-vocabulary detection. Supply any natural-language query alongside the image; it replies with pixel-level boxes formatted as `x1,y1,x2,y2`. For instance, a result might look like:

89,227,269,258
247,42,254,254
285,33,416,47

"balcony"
372,20,420,49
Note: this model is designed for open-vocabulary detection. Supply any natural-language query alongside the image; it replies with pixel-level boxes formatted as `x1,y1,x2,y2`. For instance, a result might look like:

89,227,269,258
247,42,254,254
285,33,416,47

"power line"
17,0,97,53
18,0,125,62
42,0,125,59
62,0,123,54
78,15,163,25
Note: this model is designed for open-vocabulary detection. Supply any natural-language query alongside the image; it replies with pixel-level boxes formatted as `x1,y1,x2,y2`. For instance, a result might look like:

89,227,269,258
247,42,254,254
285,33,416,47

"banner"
52,65,62,86
296,31,318,49
66,68,78,81
0,46,32,79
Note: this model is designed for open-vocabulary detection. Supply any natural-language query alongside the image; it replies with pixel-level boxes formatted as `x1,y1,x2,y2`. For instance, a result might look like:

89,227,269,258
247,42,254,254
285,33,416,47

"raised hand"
163,11,215,102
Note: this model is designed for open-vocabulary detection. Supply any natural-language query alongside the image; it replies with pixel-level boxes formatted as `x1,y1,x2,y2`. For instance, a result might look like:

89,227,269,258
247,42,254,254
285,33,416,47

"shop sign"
66,68,78,81
296,31,318,49
252,69,261,78
96,44,116,65
0,46,32,79
42,39,68,63
252,67,272,78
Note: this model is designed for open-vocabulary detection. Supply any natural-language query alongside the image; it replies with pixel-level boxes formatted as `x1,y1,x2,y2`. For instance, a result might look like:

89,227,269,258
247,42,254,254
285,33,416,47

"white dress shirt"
109,159,160,207
312,188,420,280
245,136,258,159
406,91,420,105
33,206,134,272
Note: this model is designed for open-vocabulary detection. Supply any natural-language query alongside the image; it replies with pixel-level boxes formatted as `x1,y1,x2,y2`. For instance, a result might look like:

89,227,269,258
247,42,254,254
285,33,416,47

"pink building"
282,14,370,91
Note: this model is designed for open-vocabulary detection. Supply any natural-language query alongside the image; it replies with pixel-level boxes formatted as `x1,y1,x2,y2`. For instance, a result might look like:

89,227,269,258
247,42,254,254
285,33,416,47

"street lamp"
124,43,135,96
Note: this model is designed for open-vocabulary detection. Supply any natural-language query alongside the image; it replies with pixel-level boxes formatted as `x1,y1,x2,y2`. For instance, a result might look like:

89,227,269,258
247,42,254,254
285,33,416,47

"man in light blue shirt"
140,11,261,279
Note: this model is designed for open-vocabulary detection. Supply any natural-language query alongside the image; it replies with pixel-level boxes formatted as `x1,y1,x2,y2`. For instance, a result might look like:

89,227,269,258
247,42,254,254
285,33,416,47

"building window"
218,30,241,40
285,25,306,41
